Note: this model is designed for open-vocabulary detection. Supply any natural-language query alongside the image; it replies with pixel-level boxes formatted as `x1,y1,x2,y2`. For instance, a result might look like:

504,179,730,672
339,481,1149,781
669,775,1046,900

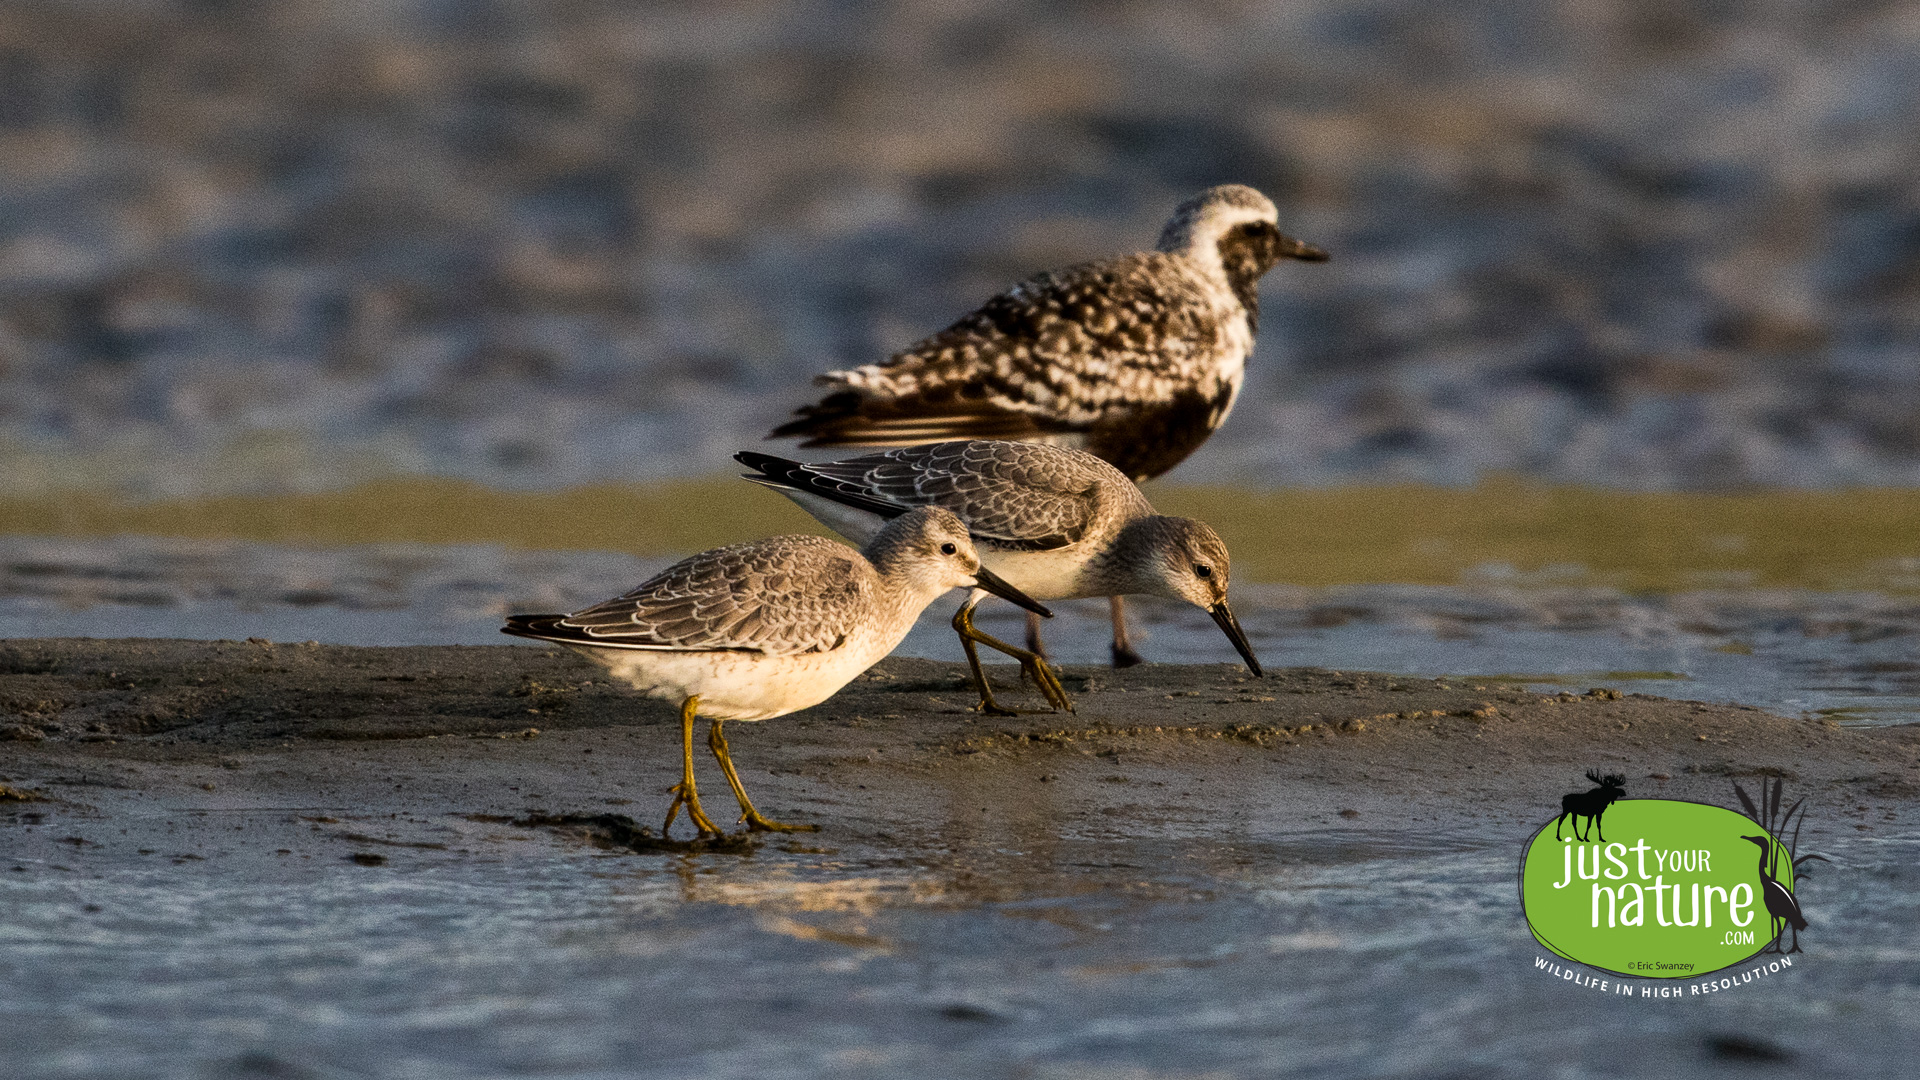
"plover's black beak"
973,566,1052,618
1279,234,1329,262
1209,601,1263,677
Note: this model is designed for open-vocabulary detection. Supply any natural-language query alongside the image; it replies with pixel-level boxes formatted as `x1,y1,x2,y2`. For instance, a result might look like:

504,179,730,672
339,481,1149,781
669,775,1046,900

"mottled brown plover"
770,184,1323,666
737,440,1261,715
503,507,1051,838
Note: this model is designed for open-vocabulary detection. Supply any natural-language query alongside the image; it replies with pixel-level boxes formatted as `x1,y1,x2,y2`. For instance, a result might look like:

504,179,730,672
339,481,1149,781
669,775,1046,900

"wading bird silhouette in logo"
1554,770,1625,842
1732,778,1828,954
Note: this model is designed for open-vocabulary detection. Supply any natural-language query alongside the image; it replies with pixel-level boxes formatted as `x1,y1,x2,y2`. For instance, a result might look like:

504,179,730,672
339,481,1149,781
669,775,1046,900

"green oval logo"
1520,799,1796,978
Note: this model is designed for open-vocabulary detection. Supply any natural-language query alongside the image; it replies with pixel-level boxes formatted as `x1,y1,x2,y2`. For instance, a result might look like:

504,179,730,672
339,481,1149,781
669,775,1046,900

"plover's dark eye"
1194,563,1213,579
940,542,958,556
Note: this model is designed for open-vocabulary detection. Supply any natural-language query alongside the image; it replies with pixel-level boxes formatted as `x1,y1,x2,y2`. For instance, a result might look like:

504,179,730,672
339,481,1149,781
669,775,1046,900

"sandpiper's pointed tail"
734,451,907,520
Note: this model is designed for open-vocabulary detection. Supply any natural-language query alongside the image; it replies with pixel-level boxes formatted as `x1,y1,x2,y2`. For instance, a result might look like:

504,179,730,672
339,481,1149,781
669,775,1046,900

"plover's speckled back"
737,440,1261,715
503,506,1050,838
770,184,1326,483
769,184,1323,667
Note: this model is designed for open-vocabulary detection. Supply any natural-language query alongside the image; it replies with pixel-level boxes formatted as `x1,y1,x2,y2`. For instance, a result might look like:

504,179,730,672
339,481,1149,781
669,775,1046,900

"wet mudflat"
3,639,1918,1077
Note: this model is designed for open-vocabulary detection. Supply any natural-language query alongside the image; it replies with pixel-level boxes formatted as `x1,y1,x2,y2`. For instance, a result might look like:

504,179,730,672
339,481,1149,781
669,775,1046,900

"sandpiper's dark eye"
941,542,958,556
1194,564,1213,579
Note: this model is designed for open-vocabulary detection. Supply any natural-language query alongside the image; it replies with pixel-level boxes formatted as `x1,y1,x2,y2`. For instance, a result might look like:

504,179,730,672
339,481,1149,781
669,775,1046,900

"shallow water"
3,821,1914,1078
3,534,1916,728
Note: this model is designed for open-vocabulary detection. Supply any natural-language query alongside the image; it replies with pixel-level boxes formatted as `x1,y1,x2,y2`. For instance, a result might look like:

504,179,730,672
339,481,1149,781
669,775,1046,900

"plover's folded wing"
771,253,1218,447
505,536,867,656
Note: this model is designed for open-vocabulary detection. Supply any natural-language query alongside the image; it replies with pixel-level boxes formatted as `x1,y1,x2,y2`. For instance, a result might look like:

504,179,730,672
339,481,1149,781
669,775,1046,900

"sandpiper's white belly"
976,544,1098,601
568,626,897,722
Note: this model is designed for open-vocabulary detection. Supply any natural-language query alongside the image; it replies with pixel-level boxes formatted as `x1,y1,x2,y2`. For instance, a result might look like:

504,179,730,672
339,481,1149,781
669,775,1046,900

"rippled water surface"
5,827,1916,1079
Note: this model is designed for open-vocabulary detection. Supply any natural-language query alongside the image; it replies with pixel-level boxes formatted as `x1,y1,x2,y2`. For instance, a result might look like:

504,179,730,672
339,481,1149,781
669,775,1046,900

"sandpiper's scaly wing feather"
740,441,1136,552
504,535,868,655
771,254,1221,448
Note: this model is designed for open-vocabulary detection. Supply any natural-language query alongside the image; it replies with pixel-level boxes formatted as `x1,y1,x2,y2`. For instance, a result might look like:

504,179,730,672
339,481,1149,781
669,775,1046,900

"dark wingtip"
502,614,568,640
734,450,813,491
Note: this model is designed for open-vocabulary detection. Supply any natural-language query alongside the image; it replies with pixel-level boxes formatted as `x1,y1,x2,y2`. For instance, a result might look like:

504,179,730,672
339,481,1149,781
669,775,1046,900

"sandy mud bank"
3,638,1914,865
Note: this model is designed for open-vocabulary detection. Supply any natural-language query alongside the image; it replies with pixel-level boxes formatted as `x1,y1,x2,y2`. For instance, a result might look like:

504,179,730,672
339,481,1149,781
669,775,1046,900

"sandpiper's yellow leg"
708,719,817,833
953,596,1074,715
662,695,723,838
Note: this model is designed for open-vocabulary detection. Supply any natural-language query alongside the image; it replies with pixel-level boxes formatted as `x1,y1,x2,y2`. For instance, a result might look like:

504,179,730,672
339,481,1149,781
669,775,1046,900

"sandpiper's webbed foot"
982,645,1073,715
664,782,724,838
970,670,1047,716
741,809,819,833
1017,652,1074,713
972,693,1022,717
953,597,1075,713
1110,642,1145,668
708,717,817,834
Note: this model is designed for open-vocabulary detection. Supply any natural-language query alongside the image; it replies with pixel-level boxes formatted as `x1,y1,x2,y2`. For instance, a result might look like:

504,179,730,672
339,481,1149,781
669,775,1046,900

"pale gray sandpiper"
769,183,1326,666
502,506,1051,838
736,440,1262,716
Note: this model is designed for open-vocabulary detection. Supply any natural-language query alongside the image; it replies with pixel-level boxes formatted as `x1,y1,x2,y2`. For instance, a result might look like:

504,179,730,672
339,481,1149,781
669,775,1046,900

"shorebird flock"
506,184,1327,839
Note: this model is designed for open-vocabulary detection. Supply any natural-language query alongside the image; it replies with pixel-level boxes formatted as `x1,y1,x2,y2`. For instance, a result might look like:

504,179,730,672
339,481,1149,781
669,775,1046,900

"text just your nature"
1553,837,1756,930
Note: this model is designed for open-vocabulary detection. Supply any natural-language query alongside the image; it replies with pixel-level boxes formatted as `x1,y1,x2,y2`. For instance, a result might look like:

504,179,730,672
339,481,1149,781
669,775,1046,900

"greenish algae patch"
3,475,1919,592
0,477,829,559
1148,477,1920,591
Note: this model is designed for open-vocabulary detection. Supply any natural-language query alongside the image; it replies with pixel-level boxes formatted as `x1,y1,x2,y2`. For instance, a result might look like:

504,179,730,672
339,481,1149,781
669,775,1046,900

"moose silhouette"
1555,770,1626,842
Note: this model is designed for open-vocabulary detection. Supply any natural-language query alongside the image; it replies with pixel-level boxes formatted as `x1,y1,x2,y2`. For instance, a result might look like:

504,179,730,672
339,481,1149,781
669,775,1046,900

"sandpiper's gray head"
869,506,1052,617
1120,516,1263,676
1156,184,1328,279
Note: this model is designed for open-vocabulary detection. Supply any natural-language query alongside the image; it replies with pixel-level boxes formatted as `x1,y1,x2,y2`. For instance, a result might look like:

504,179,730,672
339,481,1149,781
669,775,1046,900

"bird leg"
663,695,724,838
1109,596,1144,668
1024,610,1050,660
953,593,1074,715
708,717,817,833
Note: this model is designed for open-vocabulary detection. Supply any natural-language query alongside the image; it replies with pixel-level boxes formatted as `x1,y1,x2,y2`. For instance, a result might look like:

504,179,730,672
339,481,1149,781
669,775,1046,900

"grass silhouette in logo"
1731,778,1828,954
1555,770,1626,842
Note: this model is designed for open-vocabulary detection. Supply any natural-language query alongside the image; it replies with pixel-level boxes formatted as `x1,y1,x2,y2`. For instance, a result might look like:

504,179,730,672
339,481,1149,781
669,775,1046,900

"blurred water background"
0,0,1917,496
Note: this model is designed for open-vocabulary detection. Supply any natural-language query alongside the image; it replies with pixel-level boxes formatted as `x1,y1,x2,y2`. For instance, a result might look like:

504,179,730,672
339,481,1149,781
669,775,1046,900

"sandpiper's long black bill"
1209,601,1263,676
974,567,1052,619
1280,234,1330,262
